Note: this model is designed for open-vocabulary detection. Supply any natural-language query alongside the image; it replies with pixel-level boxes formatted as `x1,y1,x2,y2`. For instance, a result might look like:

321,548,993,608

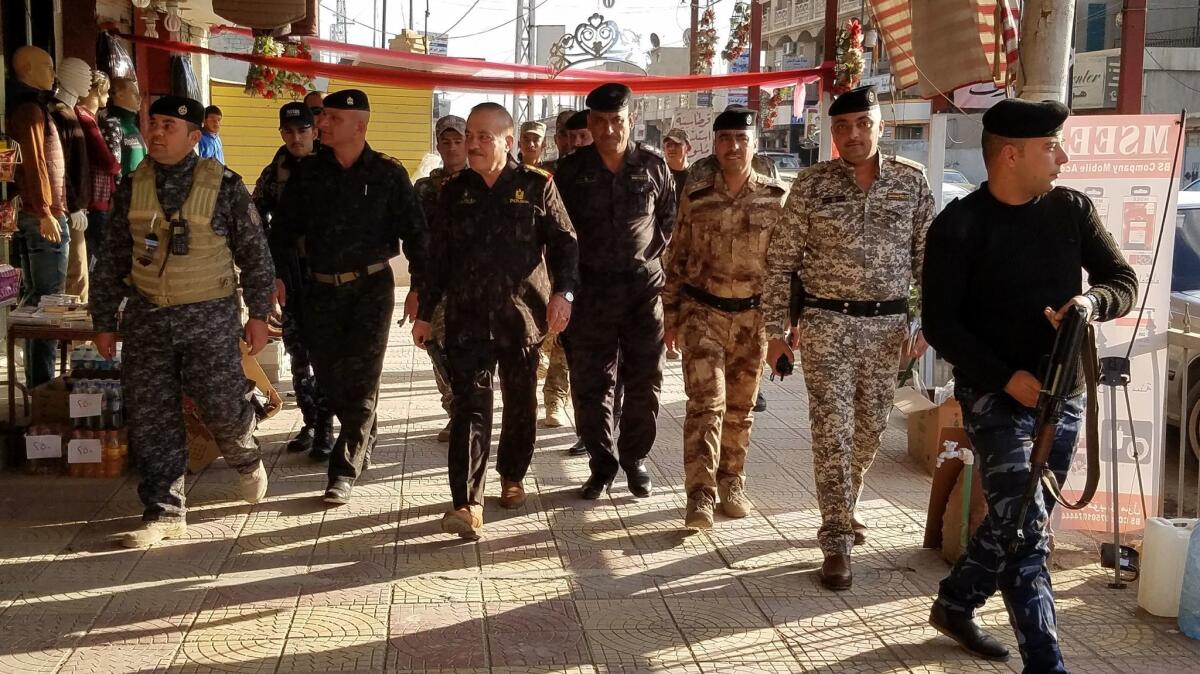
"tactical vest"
127,158,237,306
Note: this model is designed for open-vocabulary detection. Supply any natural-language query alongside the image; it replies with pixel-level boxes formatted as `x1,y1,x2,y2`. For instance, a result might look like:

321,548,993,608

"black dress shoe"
567,437,588,457
580,473,615,500
309,419,334,462
286,426,315,453
753,390,767,412
819,553,853,590
626,463,652,498
324,478,353,505
929,603,1010,661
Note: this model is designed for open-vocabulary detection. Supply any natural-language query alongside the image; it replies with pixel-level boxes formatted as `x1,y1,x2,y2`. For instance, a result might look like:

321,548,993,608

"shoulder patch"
522,164,552,180
891,155,926,172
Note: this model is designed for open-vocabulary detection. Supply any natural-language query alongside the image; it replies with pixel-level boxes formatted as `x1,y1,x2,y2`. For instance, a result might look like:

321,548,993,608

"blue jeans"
935,383,1083,674
15,212,69,388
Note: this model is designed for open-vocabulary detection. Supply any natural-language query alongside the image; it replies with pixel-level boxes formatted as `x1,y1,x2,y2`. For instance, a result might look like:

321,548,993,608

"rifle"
1008,304,1101,553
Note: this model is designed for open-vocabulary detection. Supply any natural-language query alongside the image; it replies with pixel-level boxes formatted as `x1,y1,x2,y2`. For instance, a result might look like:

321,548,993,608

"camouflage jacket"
413,166,463,221
418,159,579,347
663,169,788,331
553,143,676,286
273,143,426,284
92,153,277,331
251,145,311,291
762,154,935,338
683,153,779,195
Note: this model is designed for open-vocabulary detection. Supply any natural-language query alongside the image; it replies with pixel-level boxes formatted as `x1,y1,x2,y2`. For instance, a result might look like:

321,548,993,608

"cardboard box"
31,378,70,425
906,398,964,474
253,340,283,385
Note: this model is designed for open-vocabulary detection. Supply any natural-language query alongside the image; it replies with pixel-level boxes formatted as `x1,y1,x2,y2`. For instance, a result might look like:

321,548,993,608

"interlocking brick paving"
1,288,1197,672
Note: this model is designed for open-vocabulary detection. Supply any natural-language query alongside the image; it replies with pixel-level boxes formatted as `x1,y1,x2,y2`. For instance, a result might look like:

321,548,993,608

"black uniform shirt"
922,184,1138,392
274,143,426,284
419,158,579,347
553,143,676,281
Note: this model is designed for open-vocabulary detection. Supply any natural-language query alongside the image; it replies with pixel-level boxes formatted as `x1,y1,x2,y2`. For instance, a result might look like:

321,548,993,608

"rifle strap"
1041,325,1101,510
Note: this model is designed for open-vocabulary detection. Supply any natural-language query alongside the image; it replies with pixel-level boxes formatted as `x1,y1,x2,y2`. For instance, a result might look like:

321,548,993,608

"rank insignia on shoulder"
639,143,663,157
510,188,528,204
820,196,848,205
885,192,911,201
523,165,551,179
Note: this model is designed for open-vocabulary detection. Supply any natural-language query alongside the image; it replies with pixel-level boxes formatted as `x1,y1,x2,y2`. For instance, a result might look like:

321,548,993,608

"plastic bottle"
1179,523,1200,638
1140,518,1196,617
103,432,122,478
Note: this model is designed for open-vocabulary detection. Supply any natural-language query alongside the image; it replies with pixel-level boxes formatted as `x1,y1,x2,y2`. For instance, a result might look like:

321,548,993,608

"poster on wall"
670,108,715,163
1053,114,1185,532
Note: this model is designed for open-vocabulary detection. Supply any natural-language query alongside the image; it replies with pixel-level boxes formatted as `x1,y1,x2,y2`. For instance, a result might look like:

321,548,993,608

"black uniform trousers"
301,266,394,483
446,339,541,508
562,278,664,479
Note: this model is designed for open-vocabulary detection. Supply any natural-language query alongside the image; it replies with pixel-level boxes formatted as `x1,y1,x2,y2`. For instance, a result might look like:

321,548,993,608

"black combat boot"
928,603,1010,661
286,425,315,453
309,416,334,462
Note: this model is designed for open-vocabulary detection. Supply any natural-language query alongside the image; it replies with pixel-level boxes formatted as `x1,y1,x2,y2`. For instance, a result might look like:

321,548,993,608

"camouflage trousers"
541,334,570,410
123,295,261,521
799,309,907,556
680,301,765,499
936,383,1082,674
281,300,328,427
445,339,541,508
430,301,453,413
302,267,394,483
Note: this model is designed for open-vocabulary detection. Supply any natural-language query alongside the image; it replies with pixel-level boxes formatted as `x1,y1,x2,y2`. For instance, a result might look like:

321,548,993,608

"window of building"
1086,3,1107,52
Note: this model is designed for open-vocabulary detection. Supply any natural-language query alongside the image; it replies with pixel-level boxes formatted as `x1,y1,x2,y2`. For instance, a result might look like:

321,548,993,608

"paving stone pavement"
1,289,1198,673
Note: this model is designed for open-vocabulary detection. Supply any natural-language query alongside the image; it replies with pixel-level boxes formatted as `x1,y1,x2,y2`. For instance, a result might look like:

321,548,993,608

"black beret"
565,110,589,131
149,95,204,127
982,98,1070,139
279,101,314,128
586,83,631,113
829,84,879,117
323,89,370,111
714,107,756,131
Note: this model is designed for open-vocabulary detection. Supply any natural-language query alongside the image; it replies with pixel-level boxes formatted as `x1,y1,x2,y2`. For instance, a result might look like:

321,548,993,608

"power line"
444,0,553,40
1144,47,1200,96
434,0,485,38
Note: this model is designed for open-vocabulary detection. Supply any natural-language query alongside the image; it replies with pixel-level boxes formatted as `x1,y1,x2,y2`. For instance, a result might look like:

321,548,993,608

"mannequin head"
110,78,141,112
13,46,55,92
80,71,111,113
56,58,92,107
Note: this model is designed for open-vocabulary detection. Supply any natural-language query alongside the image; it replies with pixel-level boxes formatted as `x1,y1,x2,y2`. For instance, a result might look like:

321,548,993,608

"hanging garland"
832,18,864,94
691,4,719,75
760,87,786,129
245,36,315,100
721,2,751,63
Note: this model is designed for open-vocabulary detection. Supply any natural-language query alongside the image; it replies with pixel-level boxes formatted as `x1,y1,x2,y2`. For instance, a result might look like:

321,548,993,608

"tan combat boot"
239,461,269,504
498,480,527,509
685,492,715,529
120,518,187,548
441,505,484,540
718,476,752,518
541,401,566,428
437,420,452,443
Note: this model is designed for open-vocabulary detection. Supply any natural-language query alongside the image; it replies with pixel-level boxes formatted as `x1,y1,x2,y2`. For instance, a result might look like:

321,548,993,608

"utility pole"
1014,0,1075,103
818,0,838,160
514,0,536,126
1117,0,1147,113
748,0,763,115
382,0,388,48
689,0,699,73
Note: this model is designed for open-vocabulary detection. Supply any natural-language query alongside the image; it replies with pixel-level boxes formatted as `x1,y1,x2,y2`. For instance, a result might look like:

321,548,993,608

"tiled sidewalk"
0,291,1197,673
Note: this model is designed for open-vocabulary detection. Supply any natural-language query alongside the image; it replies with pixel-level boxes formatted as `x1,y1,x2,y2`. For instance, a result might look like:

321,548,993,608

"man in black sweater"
921,99,1137,672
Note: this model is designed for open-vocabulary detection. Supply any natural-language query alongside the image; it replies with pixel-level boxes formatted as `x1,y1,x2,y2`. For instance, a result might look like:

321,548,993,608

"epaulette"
890,155,926,172
637,142,664,158
222,167,243,183
521,164,552,180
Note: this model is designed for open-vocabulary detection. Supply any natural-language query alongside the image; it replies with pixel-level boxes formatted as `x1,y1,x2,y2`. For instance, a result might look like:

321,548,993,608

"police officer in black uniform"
273,89,427,505
922,98,1138,671
413,102,578,539
554,83,676,499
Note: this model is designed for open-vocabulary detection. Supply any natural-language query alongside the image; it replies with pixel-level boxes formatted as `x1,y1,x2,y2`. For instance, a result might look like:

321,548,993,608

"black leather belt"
311,262,389,286
684,284,761,312
806,295,907,317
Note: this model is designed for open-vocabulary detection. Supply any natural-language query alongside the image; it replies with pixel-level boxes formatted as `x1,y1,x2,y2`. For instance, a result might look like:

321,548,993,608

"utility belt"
310,261,389,286
684,284,761,313
805,295,907,317
579,259,662,285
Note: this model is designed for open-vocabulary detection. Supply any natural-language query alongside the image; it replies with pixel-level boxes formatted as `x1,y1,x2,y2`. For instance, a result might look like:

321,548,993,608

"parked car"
941,182,972,212
1167,191,1200,456
760,151,803,187
943,168,976,191
1184,178,1200,191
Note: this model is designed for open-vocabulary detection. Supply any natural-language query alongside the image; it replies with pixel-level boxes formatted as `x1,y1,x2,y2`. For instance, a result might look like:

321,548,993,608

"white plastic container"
1138,517,1198,617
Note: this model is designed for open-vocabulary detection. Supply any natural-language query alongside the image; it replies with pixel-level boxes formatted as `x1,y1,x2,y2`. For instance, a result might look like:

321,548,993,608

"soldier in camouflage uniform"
92,96,275,548
414,102,578,538
273,90,427,505
555,83,676,499
251,102,332,459
663,108,786,529
414,115,468,442
764,86,934,590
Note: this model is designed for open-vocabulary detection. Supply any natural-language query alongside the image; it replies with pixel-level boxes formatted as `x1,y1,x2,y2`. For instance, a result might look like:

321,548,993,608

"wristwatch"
562,291,575,303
